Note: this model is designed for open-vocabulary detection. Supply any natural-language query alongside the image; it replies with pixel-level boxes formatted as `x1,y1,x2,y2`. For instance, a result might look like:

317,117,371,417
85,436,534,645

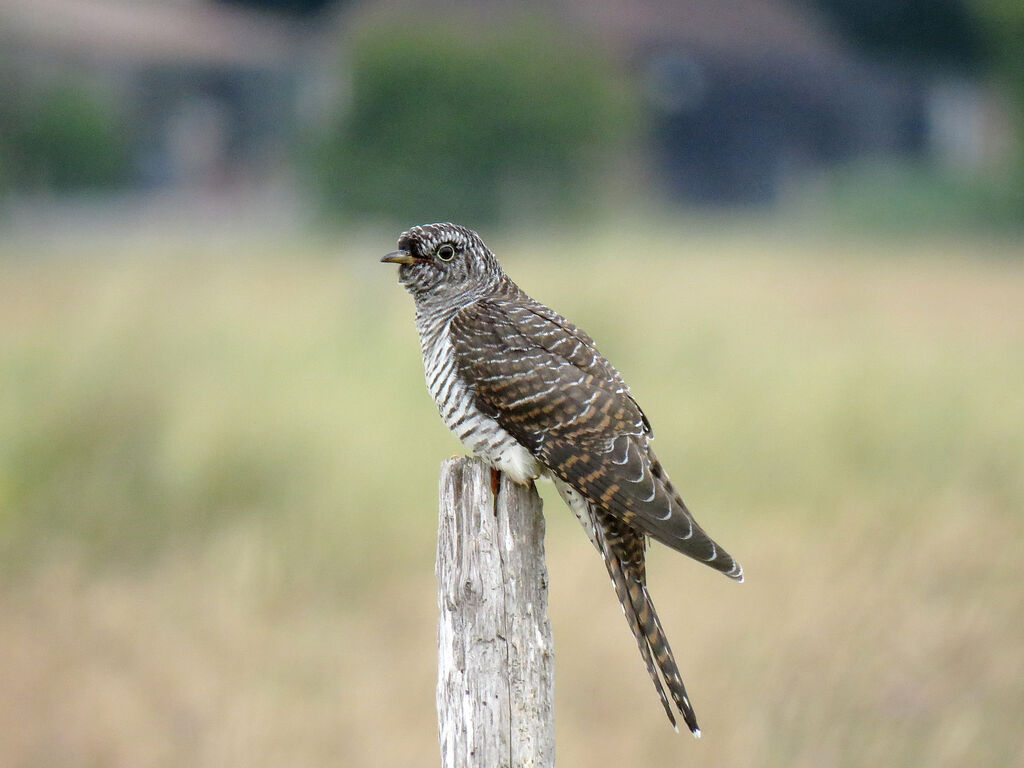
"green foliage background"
972,1,1024,154
1,82,130,193
311,21,633,224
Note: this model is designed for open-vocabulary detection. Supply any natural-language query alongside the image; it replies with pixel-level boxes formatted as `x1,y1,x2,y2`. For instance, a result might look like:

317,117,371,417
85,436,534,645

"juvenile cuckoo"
382,222,742,735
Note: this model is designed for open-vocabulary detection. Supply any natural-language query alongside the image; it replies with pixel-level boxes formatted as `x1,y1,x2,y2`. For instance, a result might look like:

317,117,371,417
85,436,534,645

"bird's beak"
381,250,423,265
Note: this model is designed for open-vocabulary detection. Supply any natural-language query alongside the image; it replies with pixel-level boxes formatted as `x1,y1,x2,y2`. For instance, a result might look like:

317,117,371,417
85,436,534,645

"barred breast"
415,305,542,485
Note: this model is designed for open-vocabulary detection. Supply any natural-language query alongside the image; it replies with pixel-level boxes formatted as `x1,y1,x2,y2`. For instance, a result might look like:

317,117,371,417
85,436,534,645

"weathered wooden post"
436,457,555,768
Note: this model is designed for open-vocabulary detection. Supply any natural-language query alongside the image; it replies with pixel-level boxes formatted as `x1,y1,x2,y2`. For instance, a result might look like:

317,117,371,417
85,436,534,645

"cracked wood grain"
436,457,555,768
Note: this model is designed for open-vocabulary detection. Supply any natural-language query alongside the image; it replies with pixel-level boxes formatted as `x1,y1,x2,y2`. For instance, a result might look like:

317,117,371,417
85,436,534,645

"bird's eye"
436,244,456,261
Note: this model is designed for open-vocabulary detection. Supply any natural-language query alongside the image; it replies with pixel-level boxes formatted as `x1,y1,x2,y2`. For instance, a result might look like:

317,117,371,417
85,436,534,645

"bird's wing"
450,295,741,579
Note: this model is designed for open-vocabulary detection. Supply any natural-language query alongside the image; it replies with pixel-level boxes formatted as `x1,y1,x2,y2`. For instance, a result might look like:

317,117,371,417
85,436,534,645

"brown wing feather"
450,294,742,580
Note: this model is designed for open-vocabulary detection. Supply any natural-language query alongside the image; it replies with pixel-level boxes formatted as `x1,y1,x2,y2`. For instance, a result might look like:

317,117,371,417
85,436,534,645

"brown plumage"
383,222,742,735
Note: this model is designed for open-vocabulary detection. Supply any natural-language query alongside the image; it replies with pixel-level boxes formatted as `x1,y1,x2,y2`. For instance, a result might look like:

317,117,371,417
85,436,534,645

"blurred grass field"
1,221,1022,768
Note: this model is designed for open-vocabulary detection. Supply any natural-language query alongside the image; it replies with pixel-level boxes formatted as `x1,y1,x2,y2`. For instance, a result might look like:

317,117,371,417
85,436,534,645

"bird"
382,222,742,736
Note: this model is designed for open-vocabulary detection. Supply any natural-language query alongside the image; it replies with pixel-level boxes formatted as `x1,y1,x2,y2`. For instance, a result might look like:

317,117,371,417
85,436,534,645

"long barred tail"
603,533,701,736
552,478,702,734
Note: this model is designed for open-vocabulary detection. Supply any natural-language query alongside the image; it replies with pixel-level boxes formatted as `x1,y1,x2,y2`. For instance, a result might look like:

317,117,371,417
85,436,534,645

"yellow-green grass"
0,223,1022,767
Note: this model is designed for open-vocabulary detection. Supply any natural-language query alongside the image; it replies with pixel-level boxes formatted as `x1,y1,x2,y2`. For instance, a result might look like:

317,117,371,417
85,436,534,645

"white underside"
421,312,543,487
482,440,542,485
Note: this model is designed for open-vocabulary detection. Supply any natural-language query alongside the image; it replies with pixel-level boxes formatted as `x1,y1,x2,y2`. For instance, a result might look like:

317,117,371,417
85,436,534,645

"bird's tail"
604,536,701,736
553,477,702,734
648,452,744,582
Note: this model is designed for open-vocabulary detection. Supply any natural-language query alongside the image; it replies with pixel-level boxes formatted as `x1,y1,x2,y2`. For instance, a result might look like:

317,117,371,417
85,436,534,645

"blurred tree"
809,0,984,69
970,1,1024,129
970,0,1024,213
10,84,130,193
309,21,632,225
0,57,28,196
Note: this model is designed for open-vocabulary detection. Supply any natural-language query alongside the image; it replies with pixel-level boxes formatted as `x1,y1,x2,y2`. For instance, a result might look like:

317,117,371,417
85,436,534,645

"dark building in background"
642,46,925,205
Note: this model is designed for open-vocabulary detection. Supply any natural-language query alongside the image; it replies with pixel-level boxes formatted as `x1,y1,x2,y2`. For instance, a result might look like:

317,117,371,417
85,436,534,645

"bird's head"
381,223,504,306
